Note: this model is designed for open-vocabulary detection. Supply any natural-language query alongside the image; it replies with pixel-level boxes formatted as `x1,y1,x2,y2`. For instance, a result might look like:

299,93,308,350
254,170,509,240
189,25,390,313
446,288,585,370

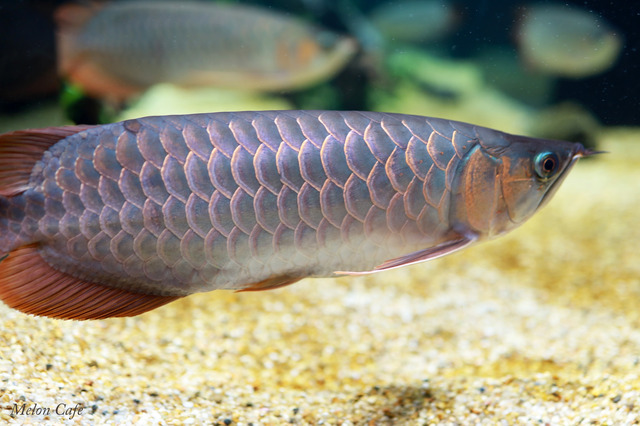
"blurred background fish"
515,4,622,78
55,0,357,102
0,0,636,135
368,0,458,44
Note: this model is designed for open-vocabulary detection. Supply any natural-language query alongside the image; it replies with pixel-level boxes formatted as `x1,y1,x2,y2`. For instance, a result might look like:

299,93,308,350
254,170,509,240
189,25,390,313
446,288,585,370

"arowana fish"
515,4,622,78
0,110,592,320
56,1,356,100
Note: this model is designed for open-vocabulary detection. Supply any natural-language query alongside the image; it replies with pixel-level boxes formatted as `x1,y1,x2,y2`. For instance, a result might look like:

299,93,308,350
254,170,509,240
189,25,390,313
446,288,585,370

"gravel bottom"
1,129,639,425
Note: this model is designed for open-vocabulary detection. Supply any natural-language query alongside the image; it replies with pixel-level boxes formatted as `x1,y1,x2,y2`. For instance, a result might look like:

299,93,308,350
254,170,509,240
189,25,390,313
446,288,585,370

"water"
0,0,637,129
0,2,639,424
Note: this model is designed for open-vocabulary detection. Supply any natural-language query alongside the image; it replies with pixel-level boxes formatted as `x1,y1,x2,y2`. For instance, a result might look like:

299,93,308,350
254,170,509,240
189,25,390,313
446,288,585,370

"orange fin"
336,236,476,276
0,245,180,320
0,125,94,196
236,274,303,292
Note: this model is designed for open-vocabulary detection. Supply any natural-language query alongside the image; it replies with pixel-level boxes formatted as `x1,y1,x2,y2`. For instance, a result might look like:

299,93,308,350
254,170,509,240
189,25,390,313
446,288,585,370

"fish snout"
575,144,606,158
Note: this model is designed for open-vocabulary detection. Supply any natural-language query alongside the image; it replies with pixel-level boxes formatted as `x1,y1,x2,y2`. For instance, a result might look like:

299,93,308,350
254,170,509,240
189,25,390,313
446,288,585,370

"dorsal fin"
0,245,180,320
55,2,143,101
0,125,94,196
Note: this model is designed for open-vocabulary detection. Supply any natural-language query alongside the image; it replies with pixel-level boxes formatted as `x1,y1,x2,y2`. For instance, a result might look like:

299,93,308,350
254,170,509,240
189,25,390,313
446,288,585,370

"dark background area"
265,0,639,126
548,1,638,127
1,0,637,125
447,0,639,127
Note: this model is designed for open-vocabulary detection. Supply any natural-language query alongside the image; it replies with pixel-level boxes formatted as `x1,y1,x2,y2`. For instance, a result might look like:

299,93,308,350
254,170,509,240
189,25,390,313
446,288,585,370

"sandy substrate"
1,129,639,425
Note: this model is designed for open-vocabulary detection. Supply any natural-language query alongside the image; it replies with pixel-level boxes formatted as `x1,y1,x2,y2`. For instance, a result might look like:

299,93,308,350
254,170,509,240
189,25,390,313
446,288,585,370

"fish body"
0,111,589,319
515,4,622,78
56,1,356,100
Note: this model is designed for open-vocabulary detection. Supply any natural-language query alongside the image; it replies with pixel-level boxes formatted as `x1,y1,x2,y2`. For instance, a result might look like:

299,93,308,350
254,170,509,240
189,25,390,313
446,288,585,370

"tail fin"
54,2,103,77
55,2,142,101
0,125,182,320
0,125,93,196
0,125,93,267
0,126,90,256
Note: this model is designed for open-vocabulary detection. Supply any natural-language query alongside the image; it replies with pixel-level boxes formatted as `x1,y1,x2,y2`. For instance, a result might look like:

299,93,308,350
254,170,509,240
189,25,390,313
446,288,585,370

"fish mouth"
575,145,606,158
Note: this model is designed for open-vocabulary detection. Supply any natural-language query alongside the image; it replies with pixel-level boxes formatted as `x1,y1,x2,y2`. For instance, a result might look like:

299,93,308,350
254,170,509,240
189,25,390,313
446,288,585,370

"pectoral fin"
335,235,477,276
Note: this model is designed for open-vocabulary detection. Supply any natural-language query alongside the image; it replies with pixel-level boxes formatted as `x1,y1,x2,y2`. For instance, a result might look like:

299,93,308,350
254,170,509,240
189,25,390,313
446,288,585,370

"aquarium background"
0,1,639,424
1,0,638,128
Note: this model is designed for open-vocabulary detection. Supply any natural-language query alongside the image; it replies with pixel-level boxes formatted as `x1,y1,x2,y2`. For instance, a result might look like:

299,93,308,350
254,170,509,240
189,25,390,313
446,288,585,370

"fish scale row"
22,111,476,293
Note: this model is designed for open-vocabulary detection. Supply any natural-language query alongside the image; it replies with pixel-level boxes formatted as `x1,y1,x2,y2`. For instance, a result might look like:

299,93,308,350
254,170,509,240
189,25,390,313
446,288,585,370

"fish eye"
534,152,560,179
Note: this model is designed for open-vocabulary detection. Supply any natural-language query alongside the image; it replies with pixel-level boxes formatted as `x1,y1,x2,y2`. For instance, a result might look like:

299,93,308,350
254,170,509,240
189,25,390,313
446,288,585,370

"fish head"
453,131,591,238
498,136,590,226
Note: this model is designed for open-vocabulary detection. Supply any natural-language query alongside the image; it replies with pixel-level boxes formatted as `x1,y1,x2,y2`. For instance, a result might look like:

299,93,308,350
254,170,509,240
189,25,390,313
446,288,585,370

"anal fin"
236,274,303,292
0,245,180,320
